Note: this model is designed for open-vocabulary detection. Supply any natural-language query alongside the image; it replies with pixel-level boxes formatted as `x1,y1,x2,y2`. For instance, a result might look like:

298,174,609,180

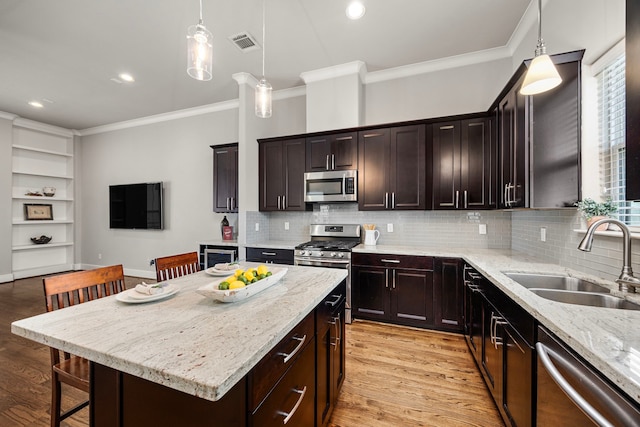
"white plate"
197,267,287,303
116,284,179,304
204,264,244,276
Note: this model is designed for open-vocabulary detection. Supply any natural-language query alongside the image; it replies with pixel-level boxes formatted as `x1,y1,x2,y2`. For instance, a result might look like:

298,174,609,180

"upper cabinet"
358,124,429,211
258,137,307,211
306,131,357,172
211,143,238,213
432,117,494,210
626,0,640,201
496,50,583,209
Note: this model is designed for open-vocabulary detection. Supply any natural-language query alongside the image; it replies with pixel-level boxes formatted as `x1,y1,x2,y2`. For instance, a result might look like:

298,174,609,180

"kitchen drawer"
316,280,346,334
352,253,433,270
250,336,316,427
246,247,294,265
248,311,315,410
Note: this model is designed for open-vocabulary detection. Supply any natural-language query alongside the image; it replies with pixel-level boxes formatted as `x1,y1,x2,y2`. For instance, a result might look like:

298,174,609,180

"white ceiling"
0,0,532,130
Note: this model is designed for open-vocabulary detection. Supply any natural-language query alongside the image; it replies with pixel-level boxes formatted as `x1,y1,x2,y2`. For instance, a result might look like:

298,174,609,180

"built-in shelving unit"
11,124,75,278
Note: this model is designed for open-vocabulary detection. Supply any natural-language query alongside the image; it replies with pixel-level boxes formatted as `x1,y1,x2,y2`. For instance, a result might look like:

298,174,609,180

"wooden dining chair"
155,251,200,281
42,264,126,427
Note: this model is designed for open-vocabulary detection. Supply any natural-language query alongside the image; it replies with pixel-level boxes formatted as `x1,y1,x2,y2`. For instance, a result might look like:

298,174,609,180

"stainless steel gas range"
294,224,361,323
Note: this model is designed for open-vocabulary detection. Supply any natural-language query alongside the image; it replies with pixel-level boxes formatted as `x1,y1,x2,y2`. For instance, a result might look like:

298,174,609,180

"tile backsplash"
247,205,640,284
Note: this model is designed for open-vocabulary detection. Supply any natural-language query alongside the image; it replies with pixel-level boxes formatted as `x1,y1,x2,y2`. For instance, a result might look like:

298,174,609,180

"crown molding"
13,117,75,137
274,85,305,100
78,99,240,136
232,72,260,87
0,111,18,121
300,61,367,84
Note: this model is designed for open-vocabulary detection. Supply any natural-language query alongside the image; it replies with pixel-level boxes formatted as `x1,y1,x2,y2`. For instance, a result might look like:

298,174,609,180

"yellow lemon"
234,269,244,277
229,280,246,289
224,276,235,283
244,271,255,282
257,265,269,276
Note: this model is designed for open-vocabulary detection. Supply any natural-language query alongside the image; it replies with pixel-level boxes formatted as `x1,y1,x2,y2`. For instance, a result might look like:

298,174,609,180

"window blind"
597,54,640,226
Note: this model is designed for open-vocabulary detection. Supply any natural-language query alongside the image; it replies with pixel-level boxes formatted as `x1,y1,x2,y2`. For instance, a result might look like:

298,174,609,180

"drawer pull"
380,259,400,264
278,386,307,424
324,294,342,307
262,252,277,256
279,335,306,364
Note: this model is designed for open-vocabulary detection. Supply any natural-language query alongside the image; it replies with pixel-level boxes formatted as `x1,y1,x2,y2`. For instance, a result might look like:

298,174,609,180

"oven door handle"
295,258,351,265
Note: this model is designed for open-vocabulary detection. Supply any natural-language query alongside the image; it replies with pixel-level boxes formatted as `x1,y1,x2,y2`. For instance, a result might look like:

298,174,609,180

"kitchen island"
12,264,348,426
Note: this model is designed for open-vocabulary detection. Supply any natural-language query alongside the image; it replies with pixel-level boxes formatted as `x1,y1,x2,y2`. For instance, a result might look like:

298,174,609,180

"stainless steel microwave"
304,170,357,202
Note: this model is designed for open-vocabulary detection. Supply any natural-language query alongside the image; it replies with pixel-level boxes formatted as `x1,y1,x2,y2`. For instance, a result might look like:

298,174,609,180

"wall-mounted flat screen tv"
109,182,164,230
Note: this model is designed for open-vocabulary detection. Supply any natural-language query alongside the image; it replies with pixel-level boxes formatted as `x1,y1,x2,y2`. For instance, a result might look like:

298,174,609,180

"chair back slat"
155,252,200,282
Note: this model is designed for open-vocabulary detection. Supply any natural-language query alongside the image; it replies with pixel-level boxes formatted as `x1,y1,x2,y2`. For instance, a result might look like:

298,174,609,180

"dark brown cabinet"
498,73,528,209
463,266,535,427
306,131,357,172
433,258,463,332
352,253,434,328
211,143,238,213
316,281,346,427
259,138,307,211
358,124,429,210
432,118,493,209
245,247,294,265
626,0,640,200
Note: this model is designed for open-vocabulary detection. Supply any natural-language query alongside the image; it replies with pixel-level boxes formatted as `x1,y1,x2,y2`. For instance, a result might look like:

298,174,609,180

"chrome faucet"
578,218,640,292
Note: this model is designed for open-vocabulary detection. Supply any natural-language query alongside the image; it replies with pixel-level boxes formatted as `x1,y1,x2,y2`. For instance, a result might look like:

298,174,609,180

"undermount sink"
504,272,640,311
504,272,609,293
529,289,640,311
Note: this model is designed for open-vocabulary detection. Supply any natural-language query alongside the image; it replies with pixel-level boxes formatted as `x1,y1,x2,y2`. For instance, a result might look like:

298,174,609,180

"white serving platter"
197,267,288,303
204,264,244,276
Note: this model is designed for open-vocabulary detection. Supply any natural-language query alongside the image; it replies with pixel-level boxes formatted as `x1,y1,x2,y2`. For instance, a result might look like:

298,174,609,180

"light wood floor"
1,275,502,427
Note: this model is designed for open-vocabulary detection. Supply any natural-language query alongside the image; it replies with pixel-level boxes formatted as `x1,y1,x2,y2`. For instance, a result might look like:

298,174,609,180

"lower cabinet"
246,247,294,265
433,258,464,332
352,253,434,328
463,265,535,427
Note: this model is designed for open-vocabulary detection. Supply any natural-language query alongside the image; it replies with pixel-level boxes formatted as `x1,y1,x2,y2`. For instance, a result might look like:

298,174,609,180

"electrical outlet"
479,224,487,235
284,222,289,230
255,223,259,232
387,223,393,232
540,227,547,242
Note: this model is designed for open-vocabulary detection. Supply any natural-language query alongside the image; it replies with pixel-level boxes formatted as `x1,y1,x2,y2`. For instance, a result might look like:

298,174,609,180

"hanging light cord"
199,0,204,25
535,0,546,56
262,0,266,78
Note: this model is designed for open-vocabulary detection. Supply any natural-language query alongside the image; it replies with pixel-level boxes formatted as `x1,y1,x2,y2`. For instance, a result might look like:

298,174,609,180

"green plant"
574,198,617,220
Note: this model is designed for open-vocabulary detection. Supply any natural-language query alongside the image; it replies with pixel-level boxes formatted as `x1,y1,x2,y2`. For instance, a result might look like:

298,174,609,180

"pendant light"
520,0,562,95
187,0,213,81
255,0,272,118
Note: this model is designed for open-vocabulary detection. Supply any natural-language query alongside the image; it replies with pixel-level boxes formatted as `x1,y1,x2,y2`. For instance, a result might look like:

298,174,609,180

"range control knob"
337,252,345,258
330,252,337,258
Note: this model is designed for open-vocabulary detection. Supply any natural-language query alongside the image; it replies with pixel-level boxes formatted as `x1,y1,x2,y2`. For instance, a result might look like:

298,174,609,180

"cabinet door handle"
464,190,468,209
282,195,286,210
277,195,281,210
385,269,389,288
326,154,330,170
332,154,335,170
331,313,341,350
490,313,507,349
261,252,277,256
455,190,459,209
503,184,508,206
384,192,389,209
324,294,342,307
536,343,614,427
392,270,396,289
278,386,307,424
278,335,306,364
391,192,395,209
335,136,353,141
381,259,400,264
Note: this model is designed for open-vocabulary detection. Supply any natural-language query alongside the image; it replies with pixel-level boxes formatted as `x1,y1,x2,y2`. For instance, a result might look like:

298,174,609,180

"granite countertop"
354,244,640,403
11,264,347,401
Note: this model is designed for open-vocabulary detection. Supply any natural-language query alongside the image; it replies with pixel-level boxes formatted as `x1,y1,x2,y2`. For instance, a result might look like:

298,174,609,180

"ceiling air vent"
228,32,260,53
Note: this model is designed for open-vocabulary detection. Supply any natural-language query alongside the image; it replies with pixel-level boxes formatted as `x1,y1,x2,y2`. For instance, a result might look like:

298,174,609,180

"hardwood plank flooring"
329,320,504,427
1,276,502,427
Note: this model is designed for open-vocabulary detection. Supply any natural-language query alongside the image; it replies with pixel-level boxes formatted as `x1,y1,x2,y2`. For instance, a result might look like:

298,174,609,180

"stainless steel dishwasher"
537,326,640,426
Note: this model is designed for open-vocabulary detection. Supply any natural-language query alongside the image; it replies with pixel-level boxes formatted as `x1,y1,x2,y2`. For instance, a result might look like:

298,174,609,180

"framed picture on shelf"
24,204,53,220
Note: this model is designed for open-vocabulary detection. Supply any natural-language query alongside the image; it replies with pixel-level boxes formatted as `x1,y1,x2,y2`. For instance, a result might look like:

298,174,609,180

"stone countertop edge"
354,244,640,403
11,265,348,402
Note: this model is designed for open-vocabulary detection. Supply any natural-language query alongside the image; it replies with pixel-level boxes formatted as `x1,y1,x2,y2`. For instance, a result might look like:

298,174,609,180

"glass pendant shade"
520,54,562,95
187,23,213,81
255,78,272,118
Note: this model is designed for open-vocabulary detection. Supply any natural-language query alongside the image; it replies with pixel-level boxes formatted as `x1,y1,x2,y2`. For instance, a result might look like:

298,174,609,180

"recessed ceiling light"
118,73,135,83
28,101,44,108
346,1,365,20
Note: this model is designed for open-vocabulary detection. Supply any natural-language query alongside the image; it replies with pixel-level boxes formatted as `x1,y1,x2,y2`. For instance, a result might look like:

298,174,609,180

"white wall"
0,117,13,281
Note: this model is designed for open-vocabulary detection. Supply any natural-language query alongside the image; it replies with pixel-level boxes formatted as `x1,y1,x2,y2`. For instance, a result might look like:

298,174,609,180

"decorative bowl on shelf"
42,187,56,197
31,235,52,245
25,190,43,196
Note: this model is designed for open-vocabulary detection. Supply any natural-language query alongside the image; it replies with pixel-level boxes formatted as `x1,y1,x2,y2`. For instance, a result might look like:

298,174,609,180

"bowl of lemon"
197,265,288,303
